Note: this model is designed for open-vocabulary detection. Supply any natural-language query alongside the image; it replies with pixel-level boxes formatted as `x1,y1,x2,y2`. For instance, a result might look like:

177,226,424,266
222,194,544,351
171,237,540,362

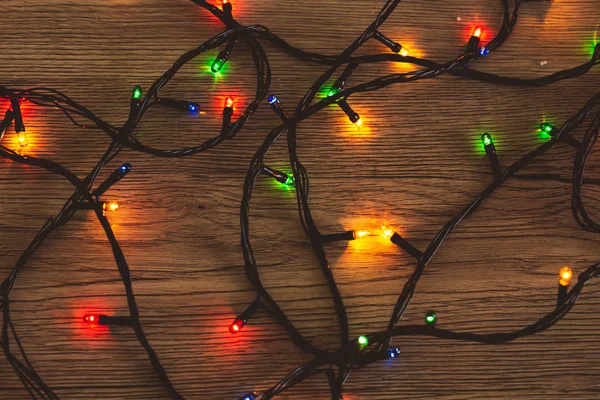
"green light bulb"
425,311,437,325
283,175,295,187
211,58,225,73
481,133,493,147
540,122,554,134
358,335,369,347
132,86,142,100
328,88,338,97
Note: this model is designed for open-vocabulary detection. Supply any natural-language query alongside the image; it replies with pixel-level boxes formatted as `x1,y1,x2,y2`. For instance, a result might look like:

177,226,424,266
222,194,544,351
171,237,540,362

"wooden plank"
0,0,599,398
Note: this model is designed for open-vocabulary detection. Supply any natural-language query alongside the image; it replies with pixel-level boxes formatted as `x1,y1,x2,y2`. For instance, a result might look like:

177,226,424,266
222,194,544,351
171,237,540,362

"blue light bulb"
268,95,278,105
479,47,489,57
189,104,196,111
120,163,132,173
388,347,401,359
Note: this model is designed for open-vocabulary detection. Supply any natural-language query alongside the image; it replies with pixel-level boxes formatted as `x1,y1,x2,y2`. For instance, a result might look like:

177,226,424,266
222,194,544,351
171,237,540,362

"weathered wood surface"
0,0,599,399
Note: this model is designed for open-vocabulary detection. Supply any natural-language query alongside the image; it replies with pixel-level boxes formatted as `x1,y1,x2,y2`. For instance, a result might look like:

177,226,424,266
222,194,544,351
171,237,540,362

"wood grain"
0,0,599,399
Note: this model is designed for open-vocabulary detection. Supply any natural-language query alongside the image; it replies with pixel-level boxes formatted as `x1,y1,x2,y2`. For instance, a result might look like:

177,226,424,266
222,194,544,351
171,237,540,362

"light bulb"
381,225,394,239
132,86,142,100
17,132,28,147
425,310,437,325
358,335,369,347
211,58,226,74
481,133,493,147
103,202,119,212
559,266,572,287
355,230,371,239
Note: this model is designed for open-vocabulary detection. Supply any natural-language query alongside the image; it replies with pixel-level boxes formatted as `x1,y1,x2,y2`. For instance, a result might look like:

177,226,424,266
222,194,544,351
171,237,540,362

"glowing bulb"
381,225,394,239
132,86,142,100
540,122,555,134
425,310,437,325
120,163,132,174
328,88,338,97
479,47,489,56
230,319,245,334
388,347,401,358
83,314,100,324
17,132,28,147
354,118,363,128
225,97,235,109
355,230,370,239
400,47,409,57
283,175,294,187
481,133,493,147
358,335,369,347
211,58,226,74
472,27,483,38
559,266,572,287
268,95,278,105
103,202,119,212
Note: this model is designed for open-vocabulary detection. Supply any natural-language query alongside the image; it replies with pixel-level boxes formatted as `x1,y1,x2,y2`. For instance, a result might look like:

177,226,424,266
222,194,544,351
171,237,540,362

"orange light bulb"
355,230,371,239
381,225,394,239
559,266,572,287
103,202,119,212
225,97,235,108
472,27,483,38
17,132,28,147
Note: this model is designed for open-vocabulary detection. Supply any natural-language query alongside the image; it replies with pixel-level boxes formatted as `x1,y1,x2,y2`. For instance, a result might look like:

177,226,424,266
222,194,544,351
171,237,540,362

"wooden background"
0,0,599,399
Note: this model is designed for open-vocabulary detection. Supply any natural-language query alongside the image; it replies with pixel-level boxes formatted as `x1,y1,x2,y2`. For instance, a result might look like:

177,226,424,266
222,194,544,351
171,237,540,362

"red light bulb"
229,320,244,334
472,27,483,38
83,314,100,324
225,97,235,109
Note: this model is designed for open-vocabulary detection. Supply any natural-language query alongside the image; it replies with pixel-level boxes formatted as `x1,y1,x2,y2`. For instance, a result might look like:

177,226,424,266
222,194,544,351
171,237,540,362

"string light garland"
0,0,599,399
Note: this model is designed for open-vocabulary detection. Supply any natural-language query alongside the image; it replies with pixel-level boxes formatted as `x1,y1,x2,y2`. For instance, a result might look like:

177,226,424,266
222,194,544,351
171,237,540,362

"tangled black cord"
0,0,599,399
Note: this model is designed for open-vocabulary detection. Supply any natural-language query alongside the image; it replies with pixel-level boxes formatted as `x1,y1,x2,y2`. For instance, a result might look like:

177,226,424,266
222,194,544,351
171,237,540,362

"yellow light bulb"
17,132,28,147
355,230,370,239
103,202,119,212
559,266,572,287
400,48,409,57
381,225,394,239
354,118,363,128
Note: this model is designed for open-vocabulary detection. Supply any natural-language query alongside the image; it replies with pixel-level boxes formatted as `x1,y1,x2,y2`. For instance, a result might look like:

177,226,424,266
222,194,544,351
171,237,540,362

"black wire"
1,0,599,399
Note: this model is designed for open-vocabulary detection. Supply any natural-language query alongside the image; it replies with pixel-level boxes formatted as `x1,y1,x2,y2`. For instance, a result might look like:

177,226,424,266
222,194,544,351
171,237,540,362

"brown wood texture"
0,0,599,399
